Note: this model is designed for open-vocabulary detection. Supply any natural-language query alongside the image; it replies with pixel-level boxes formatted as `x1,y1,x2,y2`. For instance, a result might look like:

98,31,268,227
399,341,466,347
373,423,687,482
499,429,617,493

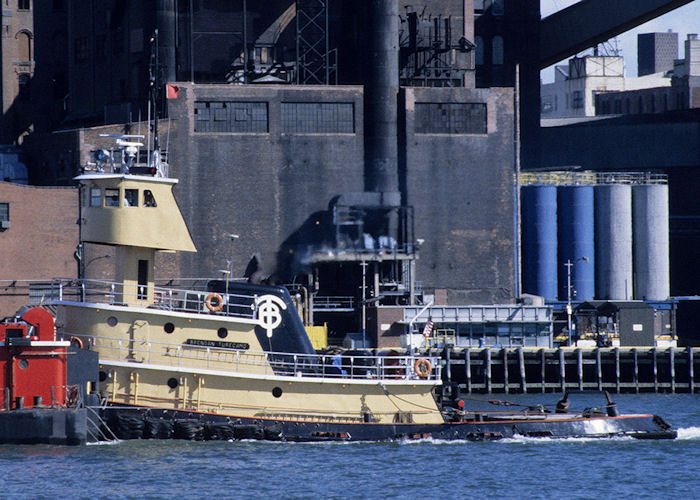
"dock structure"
439,347,700,394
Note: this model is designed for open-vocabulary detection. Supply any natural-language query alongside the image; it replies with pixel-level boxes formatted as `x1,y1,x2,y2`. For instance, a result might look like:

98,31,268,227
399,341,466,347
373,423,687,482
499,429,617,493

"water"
0,394,698,499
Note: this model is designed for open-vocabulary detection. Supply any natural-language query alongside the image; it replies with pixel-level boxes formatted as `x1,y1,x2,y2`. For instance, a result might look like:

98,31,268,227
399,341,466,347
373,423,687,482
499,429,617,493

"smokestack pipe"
156,0,177,83
364,0,399,195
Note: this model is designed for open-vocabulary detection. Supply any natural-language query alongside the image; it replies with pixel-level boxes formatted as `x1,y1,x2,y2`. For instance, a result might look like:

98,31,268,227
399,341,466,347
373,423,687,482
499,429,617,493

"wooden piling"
689,347,695,394
518,347,526,393
670,348,675,394
558,348,566,392
485,349,492,393
540,348,546,393
614,348,620,393
445,347,699,395
465,348,471,394
632,348,639,394
576,348,583,391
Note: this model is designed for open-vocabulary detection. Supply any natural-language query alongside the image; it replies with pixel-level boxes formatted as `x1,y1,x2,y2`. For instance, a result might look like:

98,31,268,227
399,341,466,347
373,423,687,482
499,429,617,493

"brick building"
0,181,78,316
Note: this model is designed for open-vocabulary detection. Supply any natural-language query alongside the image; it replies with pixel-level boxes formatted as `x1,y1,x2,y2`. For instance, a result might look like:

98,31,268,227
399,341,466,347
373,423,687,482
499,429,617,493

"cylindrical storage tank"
632,184,670,300
595,184,633,300
558,185,595,301
521,185,558,300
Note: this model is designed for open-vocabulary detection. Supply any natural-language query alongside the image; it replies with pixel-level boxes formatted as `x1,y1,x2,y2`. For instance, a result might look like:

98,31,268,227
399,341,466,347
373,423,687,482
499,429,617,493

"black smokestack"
156,0,177,83
364,0,399,194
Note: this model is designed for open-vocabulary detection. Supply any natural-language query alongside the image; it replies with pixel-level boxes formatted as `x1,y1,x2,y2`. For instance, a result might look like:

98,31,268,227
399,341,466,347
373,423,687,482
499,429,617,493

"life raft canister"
414,358,432,378
205,293,224,312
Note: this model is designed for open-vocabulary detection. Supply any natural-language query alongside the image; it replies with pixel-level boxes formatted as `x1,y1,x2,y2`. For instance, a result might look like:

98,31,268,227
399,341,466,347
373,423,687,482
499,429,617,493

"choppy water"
0,393,698,499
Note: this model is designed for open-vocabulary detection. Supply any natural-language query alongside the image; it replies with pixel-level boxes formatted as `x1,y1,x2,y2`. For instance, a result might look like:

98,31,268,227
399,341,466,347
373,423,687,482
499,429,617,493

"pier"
439,347,700,394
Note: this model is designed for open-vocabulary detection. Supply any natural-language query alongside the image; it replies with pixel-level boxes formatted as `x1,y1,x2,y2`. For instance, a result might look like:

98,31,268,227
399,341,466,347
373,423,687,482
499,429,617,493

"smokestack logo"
255,295,287,338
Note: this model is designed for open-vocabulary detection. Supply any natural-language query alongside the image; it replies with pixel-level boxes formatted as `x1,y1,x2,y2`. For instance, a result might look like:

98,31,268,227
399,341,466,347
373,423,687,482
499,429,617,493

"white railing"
68,333,442,382
49,278,257,320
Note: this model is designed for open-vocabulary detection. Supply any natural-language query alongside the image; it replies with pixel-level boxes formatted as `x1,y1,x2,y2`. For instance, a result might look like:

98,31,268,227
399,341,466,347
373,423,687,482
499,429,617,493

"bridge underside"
540,0,695,68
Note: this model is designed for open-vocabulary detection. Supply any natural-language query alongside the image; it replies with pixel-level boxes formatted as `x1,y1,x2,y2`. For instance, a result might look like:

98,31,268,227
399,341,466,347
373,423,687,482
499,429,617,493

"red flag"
166,84,180,99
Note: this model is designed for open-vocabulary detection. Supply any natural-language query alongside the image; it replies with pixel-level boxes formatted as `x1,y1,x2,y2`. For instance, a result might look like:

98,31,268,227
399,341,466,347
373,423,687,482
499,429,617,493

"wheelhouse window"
104,188,119,207
18,0,30,10
143,190,156,207
90,188,102,207
124,189,138,207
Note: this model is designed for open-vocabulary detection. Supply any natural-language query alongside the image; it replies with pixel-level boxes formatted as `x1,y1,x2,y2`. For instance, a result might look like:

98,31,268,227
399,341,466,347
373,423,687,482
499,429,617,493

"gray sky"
540,0,700,82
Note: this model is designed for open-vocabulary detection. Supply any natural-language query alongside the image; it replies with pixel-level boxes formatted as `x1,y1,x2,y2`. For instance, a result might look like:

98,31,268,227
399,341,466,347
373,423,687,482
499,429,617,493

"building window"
415,102,487,135
491,0,504,15
194,101,268,133
0,202,9,230
51,72,66,100
613,99,622,114
281,102,355,134
112,29,124,55
541,95,554,113
74,36,89,64
18,0,29,10
492,36,504,65
16,31,31,61
17,73,30,101
95,34,106,59
572,90,583,109
475,36,484,66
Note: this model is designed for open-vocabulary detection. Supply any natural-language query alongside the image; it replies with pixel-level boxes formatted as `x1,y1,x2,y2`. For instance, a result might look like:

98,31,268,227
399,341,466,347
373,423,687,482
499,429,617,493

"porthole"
217,327,228,339
99,371,107,382
164,322,175,334
167,377,179,389
107,316,118,327
18,359,28,370
272,387,283,398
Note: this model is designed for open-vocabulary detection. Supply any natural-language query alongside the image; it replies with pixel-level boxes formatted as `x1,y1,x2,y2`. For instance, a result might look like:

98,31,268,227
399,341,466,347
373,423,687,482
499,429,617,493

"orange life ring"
205,293,224,312
414,358,432,379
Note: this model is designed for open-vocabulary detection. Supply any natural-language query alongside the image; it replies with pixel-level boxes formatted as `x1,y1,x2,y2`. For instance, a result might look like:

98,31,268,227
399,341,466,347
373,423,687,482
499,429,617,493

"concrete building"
638,31,678,76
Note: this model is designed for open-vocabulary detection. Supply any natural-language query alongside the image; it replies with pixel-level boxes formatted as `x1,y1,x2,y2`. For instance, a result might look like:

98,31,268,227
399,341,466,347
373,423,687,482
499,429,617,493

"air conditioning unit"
1,220,10,230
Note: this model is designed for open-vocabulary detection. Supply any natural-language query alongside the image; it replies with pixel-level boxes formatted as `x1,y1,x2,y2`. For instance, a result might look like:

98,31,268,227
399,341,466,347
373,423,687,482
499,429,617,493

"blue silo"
521,185,558,300
558,185,595,301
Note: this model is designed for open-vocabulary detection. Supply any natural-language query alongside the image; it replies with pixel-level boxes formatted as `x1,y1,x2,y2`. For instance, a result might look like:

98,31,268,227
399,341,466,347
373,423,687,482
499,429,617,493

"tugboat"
39,135,677,442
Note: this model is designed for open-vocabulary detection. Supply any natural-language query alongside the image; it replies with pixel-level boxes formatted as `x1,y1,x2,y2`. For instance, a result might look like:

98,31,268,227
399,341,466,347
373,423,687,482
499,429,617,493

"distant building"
541,55,672,119
638,31,678,77
596,34,700,116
